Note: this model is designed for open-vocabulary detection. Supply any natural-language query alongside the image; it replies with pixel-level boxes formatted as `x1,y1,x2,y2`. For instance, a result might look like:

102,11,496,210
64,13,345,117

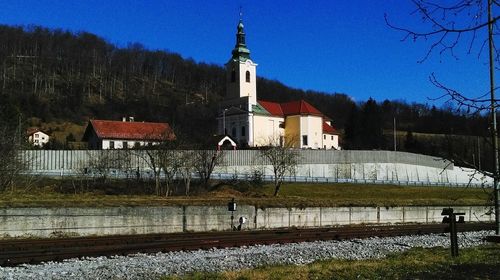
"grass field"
161,244,500,280
0,181,492,208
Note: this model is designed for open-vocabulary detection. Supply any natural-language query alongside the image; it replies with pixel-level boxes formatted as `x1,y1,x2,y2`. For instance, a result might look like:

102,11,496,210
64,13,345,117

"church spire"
231,17,251,61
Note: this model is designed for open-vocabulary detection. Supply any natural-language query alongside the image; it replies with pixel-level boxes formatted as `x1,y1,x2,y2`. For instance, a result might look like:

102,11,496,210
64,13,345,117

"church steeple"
225,17,257,106
231,19,251,61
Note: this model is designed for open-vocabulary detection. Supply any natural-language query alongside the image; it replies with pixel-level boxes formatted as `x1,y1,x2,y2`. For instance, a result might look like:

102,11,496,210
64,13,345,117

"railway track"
0,223,494,266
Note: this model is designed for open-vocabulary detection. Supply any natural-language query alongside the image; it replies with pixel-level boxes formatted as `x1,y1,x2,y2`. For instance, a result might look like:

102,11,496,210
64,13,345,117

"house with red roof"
82,117,175,149
217,19,340,149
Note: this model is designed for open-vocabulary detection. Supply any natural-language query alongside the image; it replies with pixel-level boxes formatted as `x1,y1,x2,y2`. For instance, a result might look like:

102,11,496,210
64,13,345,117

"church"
217,19,340,150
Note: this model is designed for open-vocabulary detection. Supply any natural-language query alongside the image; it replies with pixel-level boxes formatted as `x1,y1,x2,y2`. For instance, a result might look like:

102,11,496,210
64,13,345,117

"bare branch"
427,73,500,113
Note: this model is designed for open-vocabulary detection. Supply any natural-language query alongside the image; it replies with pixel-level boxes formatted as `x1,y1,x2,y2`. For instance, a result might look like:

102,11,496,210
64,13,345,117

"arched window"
245,71,250,83
231,69,236,82
231,127,237,137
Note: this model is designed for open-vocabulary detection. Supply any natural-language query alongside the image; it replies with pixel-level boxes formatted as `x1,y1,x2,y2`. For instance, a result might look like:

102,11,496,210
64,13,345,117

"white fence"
18,150,493,187
22,150,451,170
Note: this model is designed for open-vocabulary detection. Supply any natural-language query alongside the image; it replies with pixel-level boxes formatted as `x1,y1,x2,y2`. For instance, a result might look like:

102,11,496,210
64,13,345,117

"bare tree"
259,136,300,196
386,0,500,233
193,149,224,190
179,150,196,195
0,124,25,191
385,0,499,111
86,150,129,184
136,149,163,196
158,149,182,196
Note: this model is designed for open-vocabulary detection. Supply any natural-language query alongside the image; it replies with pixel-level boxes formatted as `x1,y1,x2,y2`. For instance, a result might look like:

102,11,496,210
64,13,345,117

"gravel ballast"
0,230,493,280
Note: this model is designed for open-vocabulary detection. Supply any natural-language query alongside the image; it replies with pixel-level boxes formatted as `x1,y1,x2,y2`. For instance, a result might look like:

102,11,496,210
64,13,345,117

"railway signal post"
441,208,465,257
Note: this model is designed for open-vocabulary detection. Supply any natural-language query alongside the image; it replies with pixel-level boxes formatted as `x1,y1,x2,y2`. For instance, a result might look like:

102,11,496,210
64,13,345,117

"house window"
34,134,39,138
323,135,326,140
331,135,334,140
231,69,236,82
324,145,326,149
241,126,246,137
245,71,250,83
122,141,128,149
302,135,308,146
109,141,115,149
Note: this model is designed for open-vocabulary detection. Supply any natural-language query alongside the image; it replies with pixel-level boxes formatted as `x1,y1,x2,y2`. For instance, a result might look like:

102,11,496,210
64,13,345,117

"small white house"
27,128,50,147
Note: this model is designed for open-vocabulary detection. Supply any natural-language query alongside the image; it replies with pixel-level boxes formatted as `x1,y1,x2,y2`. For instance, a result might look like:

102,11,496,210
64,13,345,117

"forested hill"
0,25,490,146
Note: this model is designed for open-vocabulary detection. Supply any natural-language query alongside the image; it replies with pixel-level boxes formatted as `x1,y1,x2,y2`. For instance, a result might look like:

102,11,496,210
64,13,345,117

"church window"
231,69,236,82
245,71,250,83
241,126,246,137
232,127,237,137
302,135,308,146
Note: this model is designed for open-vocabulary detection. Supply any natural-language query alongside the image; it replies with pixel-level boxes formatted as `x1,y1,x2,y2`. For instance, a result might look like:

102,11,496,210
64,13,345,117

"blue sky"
0,0,496,106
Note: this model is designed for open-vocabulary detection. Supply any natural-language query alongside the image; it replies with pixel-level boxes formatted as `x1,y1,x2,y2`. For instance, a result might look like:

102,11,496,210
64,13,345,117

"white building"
82,118,175,150
218,19,340,149
27,128,50,147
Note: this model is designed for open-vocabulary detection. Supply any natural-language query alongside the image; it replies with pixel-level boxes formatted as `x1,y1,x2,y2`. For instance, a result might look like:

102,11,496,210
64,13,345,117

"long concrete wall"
0,205,493,238
22,150,452,170
20,150,492,187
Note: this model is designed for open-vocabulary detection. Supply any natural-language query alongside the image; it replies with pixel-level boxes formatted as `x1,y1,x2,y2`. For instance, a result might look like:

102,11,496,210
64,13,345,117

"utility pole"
478,136,481,171
393,117,397,151
487,0,499,235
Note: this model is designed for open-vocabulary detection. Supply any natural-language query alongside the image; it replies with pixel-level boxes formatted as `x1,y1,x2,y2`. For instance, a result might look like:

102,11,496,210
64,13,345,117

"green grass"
0,181,491,208
161,244,500,280
250,183,491,207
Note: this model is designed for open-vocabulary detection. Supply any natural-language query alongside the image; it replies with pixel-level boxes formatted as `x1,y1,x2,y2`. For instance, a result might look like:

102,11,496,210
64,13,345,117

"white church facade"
217,19,340,150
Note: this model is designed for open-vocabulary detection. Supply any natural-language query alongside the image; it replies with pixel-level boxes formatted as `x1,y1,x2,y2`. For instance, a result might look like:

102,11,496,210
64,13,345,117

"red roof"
258,99,323,117
323,121,337,134
281,100,323,116
85,120,175,141
26,127,43,136
258,100,284,116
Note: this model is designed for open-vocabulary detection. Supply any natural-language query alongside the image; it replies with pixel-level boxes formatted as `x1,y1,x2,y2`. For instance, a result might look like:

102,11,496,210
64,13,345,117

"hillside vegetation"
0,24,494,171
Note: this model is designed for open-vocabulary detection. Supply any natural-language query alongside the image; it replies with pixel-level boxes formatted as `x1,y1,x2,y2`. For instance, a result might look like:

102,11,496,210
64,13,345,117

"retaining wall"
21,150,492,186
0,205,492,238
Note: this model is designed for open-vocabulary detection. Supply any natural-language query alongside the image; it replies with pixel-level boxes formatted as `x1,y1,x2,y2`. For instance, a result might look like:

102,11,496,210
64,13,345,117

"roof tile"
87,120,175,141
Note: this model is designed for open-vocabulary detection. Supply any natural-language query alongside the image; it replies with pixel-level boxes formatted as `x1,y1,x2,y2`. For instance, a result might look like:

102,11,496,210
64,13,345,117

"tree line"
0,24,493,172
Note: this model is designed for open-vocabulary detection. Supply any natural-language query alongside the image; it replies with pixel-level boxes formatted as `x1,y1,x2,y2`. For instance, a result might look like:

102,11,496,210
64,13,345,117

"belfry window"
245,71,250,83
231,69,236,83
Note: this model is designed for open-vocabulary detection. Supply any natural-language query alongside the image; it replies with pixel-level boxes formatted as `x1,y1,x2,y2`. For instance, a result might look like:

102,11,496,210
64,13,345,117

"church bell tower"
225,19,258,106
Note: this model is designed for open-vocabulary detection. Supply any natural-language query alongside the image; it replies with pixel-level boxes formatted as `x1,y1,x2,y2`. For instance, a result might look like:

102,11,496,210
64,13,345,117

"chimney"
129,117,134,122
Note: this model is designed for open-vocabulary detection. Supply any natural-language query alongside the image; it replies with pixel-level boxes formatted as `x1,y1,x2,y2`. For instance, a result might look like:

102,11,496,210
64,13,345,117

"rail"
0,223,493,266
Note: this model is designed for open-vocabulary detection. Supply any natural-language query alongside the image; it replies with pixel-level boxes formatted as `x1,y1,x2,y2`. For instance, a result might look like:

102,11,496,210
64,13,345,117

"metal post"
478,137,481,171
450,213,458,257
487,0,499,235
393,117,397,151
223,109,227,135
